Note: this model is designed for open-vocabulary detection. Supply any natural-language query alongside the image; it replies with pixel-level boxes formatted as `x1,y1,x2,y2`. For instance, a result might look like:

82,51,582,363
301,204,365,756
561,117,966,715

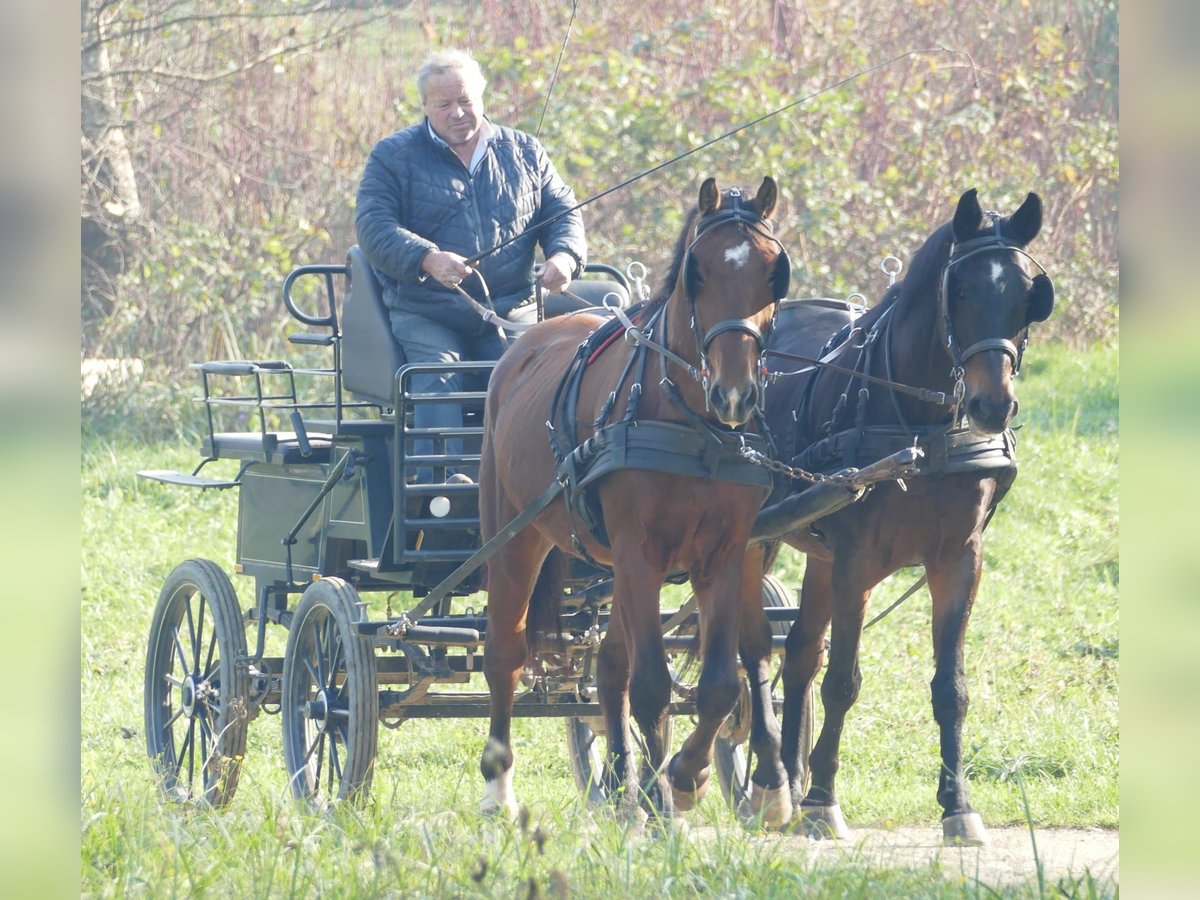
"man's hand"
421,249,473,289
539,253,575,295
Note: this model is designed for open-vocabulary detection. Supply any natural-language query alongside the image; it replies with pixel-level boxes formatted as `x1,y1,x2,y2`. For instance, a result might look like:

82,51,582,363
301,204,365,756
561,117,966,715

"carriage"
140,182,1050,842
139,237,817,810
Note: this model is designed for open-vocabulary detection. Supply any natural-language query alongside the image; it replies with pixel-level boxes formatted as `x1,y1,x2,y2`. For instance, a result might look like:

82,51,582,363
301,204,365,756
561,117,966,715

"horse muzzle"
709,379,760,426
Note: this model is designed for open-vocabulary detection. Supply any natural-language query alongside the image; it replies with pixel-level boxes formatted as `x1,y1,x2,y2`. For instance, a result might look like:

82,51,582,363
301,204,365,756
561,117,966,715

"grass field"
80,341,1117,896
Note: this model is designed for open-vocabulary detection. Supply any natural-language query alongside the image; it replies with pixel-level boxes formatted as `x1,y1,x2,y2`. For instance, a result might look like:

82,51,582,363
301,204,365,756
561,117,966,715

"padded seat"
342,245,404,407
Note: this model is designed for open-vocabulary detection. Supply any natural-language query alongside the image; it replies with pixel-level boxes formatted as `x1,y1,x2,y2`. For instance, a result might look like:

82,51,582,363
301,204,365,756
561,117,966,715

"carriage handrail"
282,263,345,332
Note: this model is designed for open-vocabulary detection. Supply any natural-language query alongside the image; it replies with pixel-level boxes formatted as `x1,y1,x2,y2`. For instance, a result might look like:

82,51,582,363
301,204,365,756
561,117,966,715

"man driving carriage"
355,48,587,482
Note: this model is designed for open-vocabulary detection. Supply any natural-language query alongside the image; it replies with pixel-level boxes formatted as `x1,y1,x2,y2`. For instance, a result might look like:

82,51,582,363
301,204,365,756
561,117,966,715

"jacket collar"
426,116,495,174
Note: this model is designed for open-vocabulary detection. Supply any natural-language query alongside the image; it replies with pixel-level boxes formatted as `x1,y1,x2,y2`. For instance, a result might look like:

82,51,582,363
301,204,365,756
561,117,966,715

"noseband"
939,212,1051,377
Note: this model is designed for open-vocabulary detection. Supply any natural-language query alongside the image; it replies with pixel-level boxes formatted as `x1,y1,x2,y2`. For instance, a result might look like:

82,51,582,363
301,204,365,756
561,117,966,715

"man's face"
423,72,484,149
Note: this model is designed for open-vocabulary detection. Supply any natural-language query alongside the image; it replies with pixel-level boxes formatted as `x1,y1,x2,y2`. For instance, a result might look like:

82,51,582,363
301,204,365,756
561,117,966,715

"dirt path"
763,825,1119,887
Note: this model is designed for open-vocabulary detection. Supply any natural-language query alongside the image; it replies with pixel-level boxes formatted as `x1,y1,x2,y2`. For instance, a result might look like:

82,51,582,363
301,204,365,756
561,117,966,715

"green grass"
81,342,1118,896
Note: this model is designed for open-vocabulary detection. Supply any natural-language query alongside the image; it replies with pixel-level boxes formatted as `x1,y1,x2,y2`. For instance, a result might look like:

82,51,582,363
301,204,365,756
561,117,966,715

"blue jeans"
389,307,533,482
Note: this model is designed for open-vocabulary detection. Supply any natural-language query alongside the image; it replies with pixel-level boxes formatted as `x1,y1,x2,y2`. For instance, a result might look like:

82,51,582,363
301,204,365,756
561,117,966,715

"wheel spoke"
173,629,191,676
304,656,322,690
203,616,219,679
328,730,343,782
300,719,322,766
164,673,186,689
194,596,206,672
326,634,344,691
314,618,330,688
164,705,185,730
314,731,326,792
198,711,210,770
183,595,198,671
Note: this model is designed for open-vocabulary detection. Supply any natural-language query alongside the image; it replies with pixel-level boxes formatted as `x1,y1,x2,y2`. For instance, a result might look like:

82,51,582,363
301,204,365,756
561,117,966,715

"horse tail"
526,547,568,656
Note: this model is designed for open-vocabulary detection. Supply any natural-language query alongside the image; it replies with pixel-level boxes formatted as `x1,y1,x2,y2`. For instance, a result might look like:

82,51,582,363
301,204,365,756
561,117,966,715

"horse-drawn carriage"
141,179,1051,844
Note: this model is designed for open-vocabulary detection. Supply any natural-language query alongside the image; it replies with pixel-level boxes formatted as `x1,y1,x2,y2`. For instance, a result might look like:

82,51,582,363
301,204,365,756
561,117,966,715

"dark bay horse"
734,189,1053,842
478,177,791,819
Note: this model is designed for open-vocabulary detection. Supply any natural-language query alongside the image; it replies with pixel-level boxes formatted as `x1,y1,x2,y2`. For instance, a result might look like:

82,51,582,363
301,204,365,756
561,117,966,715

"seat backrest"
342,245,406,407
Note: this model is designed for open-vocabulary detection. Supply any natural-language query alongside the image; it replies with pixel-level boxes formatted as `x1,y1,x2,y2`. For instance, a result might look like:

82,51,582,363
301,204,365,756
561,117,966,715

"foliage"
81,0,1117,398
79,344,1118,894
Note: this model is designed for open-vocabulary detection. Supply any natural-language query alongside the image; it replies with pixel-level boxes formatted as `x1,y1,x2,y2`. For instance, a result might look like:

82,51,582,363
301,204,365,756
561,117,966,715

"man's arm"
354,143,438,284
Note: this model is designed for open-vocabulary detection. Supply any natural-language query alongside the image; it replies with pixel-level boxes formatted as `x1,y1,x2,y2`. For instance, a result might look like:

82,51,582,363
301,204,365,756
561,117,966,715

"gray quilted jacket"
355,120,586,334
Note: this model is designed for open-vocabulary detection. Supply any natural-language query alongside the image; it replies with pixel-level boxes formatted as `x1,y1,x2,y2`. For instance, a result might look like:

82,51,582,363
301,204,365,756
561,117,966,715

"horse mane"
648,203,704,307
882,220,955,312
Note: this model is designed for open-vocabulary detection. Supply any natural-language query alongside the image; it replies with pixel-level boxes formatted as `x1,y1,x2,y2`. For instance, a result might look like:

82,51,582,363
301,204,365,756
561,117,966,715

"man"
356,48,586,482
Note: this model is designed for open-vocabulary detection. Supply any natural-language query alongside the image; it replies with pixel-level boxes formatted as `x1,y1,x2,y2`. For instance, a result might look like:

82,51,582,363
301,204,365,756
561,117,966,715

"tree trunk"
81,0,142,343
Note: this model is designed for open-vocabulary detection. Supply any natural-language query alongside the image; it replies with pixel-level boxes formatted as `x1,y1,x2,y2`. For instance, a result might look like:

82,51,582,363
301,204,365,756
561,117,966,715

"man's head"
417,50,487,150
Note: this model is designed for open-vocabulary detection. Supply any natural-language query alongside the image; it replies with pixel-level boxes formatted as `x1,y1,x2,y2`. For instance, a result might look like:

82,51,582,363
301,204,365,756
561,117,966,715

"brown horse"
734,189,1053,841
478,177,791,819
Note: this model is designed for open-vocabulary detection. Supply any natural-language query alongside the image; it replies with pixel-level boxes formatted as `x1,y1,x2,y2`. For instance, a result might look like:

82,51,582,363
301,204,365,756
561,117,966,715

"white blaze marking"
990,260,1005,290
725,241,751,269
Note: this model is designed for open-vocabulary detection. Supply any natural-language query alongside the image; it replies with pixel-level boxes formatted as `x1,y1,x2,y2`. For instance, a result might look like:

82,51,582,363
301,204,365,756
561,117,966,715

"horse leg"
795,557,865,839
594,603,636,806
779,558,831,814
927,539,990,846
734,542,791,828
667,562,745,818
612,556,674,820
480,529,548,818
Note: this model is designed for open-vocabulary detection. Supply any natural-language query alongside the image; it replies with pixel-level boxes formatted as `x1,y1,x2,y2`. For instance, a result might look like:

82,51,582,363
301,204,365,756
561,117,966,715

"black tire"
280,577,379,805
144,558,249,807
714,575,813,816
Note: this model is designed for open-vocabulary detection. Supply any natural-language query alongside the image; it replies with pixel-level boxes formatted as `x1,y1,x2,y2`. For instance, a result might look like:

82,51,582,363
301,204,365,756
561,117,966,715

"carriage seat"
339,245,633,407
342,245,404,408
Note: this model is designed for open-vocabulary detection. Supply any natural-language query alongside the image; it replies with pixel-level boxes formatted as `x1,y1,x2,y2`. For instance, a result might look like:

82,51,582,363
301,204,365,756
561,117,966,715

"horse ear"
952,188,983,241
754,176,779,220
1005,192,1043,247
1027,273,1054,323
699,177,720,215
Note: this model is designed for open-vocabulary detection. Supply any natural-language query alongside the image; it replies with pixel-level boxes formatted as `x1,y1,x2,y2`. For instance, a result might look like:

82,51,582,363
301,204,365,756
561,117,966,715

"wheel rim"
147,569,244,805
281,580,376,804
292,610,348,794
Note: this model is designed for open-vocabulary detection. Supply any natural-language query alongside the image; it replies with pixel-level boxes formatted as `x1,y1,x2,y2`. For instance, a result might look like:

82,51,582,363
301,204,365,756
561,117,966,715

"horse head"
944,189,1054,435
679,176,791,426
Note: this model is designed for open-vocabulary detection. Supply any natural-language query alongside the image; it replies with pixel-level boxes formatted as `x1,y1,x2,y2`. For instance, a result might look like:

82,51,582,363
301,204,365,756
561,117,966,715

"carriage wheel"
565,715,674,807
280,577,379,805
144,558,249,807
714,574,814,820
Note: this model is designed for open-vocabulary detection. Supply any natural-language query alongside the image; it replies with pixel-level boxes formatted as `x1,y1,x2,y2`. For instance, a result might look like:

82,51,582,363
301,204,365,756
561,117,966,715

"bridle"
677,188,791,403
939,211,1052,382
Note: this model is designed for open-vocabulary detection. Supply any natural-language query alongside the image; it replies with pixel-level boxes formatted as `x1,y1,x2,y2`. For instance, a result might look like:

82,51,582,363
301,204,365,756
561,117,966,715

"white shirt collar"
427,117,494,174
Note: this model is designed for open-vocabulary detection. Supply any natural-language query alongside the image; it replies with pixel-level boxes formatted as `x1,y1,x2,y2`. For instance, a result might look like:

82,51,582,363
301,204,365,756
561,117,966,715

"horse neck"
649,288,708,413
882,264,957,427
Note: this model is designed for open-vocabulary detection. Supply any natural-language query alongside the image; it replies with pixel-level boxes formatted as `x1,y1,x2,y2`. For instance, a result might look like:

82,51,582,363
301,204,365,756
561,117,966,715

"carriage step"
137,469,240,489
347,558,380,573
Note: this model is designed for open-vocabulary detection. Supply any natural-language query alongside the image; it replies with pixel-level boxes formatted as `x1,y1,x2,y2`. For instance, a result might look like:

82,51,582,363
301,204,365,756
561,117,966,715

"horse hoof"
666,756,707,813
748,784,793,831
792,802,851,840
478,794,518,820
943,812,990,846
671,783,702,813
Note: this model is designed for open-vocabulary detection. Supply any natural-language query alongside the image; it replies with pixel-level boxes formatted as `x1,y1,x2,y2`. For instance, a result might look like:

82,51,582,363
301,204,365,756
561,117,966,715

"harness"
784,214,1050,486
544,193,785,557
